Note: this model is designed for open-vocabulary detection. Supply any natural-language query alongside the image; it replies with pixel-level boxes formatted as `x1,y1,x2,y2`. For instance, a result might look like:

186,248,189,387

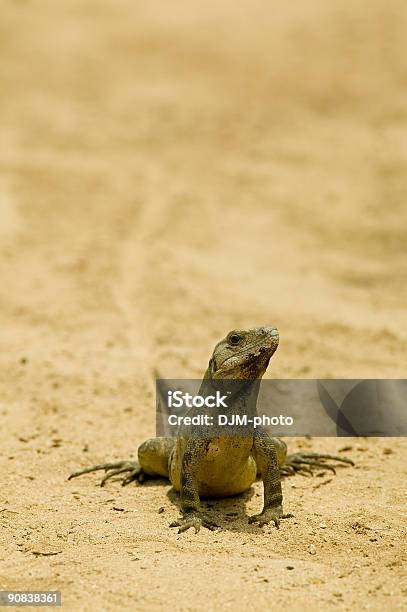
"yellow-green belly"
169,437,257,498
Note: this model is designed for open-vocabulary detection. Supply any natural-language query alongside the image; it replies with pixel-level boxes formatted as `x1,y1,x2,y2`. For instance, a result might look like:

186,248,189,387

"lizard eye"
228,333,241,345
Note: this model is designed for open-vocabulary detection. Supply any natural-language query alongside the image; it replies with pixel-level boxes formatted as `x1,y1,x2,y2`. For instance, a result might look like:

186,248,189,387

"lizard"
69,325,353,533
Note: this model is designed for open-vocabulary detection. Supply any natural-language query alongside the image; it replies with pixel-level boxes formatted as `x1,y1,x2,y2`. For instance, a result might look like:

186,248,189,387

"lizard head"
206,326,279,380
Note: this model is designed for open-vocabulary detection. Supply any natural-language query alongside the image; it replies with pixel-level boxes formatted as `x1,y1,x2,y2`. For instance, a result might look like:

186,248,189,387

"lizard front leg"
250,431,293,528
169,439,219,534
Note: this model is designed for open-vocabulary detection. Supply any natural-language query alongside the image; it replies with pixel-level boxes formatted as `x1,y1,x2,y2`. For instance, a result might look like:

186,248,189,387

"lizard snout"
261,326,279,342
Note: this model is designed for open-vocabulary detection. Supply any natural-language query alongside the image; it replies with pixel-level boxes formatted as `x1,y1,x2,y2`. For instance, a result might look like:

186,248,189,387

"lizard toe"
68,460,143,487
282,452,354,477
249,507,293,529
169,512,220,534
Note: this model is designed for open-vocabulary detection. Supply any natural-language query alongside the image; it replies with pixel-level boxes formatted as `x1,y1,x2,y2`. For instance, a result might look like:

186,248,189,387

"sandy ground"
0,1,406,610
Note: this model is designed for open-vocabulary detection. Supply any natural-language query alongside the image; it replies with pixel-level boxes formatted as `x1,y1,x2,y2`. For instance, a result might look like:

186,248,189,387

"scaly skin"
69,326,353,533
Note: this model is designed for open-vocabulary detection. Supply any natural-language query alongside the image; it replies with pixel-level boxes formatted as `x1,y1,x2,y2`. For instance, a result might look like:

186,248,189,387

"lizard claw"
68,460,144,487
248,506,294,529
281,452,354,477
169,511,220,534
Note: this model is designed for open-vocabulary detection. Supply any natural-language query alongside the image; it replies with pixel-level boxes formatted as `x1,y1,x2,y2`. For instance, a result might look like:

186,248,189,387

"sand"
0,1,406,610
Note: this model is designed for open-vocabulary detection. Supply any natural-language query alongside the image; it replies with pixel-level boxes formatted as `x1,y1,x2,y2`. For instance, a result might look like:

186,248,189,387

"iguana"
69,326,353,533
